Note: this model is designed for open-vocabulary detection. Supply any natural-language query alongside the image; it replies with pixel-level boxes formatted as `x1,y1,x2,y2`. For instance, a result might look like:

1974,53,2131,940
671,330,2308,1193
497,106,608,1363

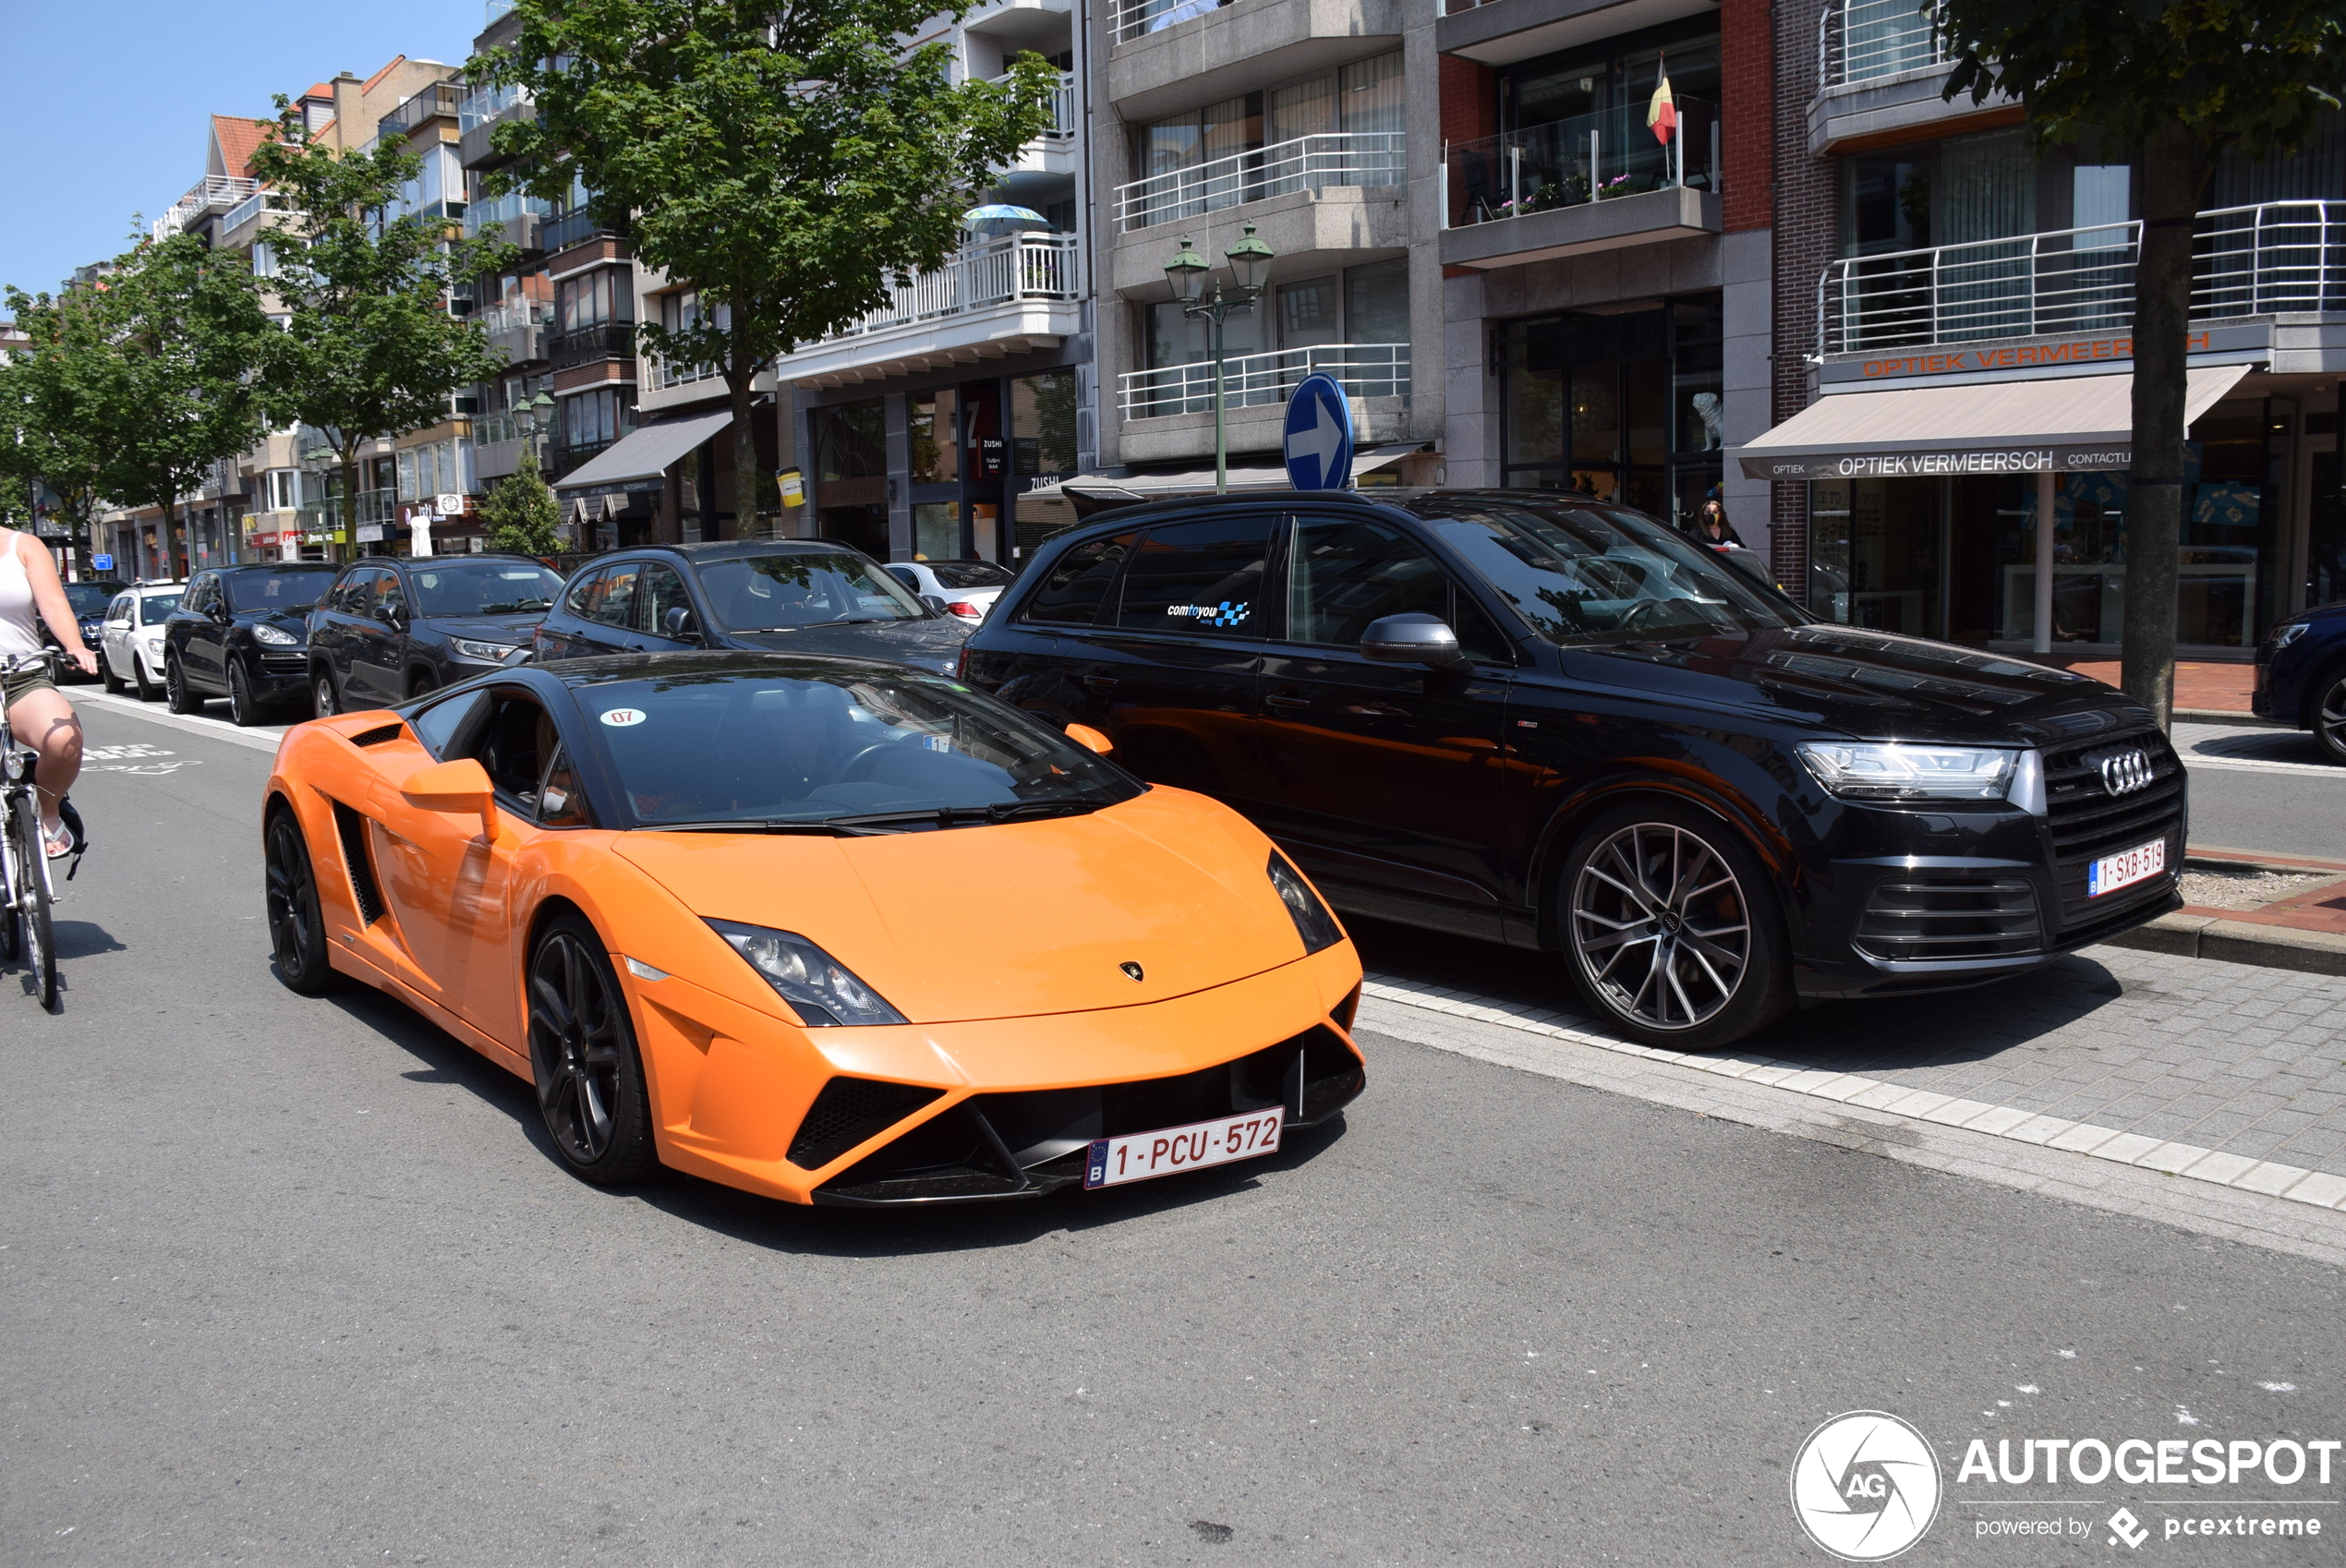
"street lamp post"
1165,223,1276,495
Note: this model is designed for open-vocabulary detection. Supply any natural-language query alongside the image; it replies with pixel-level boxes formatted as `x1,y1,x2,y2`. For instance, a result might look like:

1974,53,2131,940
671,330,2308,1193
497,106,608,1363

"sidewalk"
2114,850,2346,976
2033,651,2254,714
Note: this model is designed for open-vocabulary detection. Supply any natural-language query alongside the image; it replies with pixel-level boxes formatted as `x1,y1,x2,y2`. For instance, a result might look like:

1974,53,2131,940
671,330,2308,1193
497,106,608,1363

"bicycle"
1,649,78,1010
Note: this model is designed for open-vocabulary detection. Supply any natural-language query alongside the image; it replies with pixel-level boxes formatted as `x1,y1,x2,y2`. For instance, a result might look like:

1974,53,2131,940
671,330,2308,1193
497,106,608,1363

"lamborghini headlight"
706,920,905,1027
1267,851,1344,955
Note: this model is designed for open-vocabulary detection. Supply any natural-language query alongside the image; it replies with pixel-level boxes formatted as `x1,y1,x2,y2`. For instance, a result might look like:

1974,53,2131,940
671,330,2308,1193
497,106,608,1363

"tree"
248,102,516,549
480,440,565,555
1934,0,2345,728
0,290,112,567
478,0,1057,534
3,233,272,578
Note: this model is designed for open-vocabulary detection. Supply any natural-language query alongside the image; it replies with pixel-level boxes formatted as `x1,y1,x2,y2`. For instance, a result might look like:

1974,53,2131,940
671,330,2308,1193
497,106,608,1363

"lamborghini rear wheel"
264,805,337,995
527,912,658,1184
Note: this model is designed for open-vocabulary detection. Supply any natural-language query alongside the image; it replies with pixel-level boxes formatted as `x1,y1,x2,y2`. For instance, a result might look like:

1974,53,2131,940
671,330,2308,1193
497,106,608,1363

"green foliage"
1936,0,2346,159
480,440,565,555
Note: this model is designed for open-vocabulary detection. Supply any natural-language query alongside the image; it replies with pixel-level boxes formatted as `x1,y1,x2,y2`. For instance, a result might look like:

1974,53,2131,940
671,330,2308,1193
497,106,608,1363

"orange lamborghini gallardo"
261,653,1365,1205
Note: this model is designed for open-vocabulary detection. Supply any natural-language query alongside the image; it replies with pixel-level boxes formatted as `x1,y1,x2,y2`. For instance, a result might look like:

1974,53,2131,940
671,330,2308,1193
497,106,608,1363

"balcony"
1809,0,2013,154
479,297,552,365
219,188,293,247
1116,344,1412,464
1117,132,1403,232
464,189,550,249
151,175,260,239
550,320,639,368
1439,0,1723,67
540,209,623,255
379,84,464,144
779,233,1082,388
1107,0,1400,122
1438,104,1720,271
1817,201,2346,359
459,82,535,169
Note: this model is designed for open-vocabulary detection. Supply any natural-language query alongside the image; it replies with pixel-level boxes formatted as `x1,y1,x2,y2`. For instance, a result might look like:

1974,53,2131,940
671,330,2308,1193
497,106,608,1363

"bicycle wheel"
12,798,54,1010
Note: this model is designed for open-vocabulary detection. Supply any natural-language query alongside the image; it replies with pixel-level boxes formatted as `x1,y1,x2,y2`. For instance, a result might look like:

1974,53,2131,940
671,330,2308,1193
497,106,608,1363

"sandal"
42,814,73,859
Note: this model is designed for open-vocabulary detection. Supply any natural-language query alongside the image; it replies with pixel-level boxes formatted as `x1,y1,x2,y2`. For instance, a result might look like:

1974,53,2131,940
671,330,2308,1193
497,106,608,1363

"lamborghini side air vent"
787,1078,945,1170
348,723,405,748
331,801,385,924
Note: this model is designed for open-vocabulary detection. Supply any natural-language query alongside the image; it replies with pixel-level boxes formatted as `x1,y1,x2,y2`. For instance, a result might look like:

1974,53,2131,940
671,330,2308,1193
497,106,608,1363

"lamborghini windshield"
571,662,1142,830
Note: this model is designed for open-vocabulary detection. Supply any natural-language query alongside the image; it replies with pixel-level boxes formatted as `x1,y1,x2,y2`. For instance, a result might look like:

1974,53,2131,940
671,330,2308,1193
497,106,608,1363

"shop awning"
1730,365,2252,482
552,407,734,493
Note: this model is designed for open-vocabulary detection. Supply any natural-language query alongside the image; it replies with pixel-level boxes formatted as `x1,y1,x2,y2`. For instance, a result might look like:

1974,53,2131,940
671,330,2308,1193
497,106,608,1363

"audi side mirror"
661,604,700,642
1360,613,1469,669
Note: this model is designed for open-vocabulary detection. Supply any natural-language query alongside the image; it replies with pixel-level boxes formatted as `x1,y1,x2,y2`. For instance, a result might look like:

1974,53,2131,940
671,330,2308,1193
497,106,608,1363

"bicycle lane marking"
69,688,289,756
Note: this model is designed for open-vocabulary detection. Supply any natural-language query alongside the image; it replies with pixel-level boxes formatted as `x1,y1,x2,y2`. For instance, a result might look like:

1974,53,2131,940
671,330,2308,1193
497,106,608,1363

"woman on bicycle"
0,529,96,857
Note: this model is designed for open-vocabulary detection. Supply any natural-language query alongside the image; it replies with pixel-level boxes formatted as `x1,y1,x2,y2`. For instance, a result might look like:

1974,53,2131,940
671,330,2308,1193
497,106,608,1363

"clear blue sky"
0,0,489,300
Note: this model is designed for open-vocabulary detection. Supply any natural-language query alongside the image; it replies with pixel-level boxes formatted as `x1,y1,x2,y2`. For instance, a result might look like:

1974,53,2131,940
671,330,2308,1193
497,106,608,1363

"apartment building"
1742,0,2346,656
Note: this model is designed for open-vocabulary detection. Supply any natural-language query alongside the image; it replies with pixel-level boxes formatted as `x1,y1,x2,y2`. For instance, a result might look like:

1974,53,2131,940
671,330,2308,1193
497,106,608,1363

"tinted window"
698,552,925,632
1116,516,1273,638
375,571,407,621
637,564,694,634
1021,533,1133,625
225,569,333,613
571,667,1141,827
927,561,1015,590
326,572,369,614
409,561,564,617
574,564,640,629
885,566,922,592
411,688,488,758
1288,516,1450,646
65,584,116,617
463,692,560,806
106,595,132,622
1413,499,1803,646
561,567,606,620
137,592,181,623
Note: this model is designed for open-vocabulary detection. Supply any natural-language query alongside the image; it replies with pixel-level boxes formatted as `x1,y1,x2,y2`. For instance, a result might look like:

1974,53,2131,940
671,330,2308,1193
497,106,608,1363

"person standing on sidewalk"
0,529,96,857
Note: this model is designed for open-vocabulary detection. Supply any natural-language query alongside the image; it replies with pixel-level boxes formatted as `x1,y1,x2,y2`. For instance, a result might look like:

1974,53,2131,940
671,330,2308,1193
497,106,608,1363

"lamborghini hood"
612,790,1314,1025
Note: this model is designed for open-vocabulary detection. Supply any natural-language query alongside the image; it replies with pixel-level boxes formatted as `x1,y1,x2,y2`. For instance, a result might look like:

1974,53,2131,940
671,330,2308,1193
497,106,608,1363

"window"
556,269,633,333
461,693,572,817
913,502,959,561
910,389,956,484
1010,370,1078,476
265,469,299,512
1336,54,1404,137
413,688,489,760
1343,259,1409,345
637,563,693,635
812,398,887,482
1287,516,1454,647
106,594,132,623
1116,516,1274,637
575,563,640,628
374,570,407,621
562,568,607,620
1021,533,1135,625
561,387,635,452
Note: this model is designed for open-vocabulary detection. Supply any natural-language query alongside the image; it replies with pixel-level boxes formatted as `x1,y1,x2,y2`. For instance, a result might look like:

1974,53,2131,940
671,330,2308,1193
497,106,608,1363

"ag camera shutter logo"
1791,1411,1943,1561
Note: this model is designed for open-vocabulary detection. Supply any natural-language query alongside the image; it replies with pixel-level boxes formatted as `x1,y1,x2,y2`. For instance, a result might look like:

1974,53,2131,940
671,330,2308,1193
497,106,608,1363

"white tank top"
0,536,42,658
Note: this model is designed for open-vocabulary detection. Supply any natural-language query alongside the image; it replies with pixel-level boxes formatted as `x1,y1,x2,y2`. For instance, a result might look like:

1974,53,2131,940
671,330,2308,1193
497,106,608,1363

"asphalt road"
4,697,2343,1565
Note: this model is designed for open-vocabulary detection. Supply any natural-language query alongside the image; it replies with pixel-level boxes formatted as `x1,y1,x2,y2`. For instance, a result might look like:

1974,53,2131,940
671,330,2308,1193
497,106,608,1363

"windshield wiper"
638,818,877,837
822,798,1112,832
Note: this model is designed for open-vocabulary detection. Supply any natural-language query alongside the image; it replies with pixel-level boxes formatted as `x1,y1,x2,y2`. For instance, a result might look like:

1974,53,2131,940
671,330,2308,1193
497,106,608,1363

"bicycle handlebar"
0,649,61,678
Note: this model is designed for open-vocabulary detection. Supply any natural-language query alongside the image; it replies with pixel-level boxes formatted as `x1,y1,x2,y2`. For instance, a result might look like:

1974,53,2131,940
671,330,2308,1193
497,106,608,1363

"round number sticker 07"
600,707,648,729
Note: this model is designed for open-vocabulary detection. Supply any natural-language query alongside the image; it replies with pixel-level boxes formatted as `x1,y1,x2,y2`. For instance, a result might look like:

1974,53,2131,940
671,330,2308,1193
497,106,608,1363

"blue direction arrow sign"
1283,372,1354,491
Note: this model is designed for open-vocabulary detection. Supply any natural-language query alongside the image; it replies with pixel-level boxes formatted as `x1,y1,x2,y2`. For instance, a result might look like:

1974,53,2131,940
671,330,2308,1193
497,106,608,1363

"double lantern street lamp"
1164,222,1276,495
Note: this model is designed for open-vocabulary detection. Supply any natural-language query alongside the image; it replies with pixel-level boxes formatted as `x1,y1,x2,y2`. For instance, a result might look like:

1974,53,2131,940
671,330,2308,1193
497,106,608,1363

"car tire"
526,912,659,1185
132,656,157,702
1556,798,1792,1053
263,805,338,995
228,660,263,727
2315,669,2346,766
408,672,438,700
313,669,339,718
101,658,124,695
164,651,200,715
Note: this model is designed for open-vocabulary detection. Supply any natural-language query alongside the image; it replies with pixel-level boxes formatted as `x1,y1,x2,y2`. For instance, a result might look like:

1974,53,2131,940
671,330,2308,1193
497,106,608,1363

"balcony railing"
989,69,1077,141
550,320,639,367
151,175,260,238
1116,132,1405,232
539,209,622,253
458,81,533,132
1442,101,1718,229
477,297,552,335
816,233,1080,344
295,488,397,533
652,357,724,390
464,188,551,241
221,187,289,236
1111,0,1232,43
1817,200,2346,355
380,84,464,143
1119,343,1410,418
1820,0,1941,90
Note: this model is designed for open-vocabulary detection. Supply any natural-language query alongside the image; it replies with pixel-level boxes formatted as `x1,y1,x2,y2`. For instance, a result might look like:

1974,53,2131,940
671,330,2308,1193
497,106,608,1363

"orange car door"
371,764,525,1038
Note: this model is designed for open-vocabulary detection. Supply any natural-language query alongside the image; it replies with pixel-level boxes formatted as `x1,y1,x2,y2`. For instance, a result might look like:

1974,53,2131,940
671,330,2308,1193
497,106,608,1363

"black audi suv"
959,489,2184,1050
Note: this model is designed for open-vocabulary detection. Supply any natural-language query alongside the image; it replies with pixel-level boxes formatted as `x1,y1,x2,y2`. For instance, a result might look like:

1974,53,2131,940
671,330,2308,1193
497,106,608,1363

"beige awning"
1731,365,2252,482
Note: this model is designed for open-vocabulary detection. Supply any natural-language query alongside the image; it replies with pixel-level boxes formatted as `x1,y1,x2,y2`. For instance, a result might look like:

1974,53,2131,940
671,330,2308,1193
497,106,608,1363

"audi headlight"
706,920,905,1027
252,623,300,645
1267,851,1344,955
1796,741,2027,803
2271,622,2309,650
449,636,520,662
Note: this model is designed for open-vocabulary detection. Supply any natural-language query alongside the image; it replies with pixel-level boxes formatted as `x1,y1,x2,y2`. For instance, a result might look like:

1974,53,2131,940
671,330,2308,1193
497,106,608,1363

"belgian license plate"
2087,838,2167,898
1084,1109,1283,1189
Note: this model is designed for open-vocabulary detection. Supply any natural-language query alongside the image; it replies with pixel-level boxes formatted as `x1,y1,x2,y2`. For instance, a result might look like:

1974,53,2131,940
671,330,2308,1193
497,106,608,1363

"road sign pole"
1212,310,1228,496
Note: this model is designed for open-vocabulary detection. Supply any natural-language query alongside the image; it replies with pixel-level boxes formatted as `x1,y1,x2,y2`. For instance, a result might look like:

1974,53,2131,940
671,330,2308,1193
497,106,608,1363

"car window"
137,591,182,624
375,571,407,621
885,566,923,592
65,583,115,618
106,594,132,623
535,744,589,827
580,564,640,629
1116,515,1273,638
454,691,574,819
561,567,606,621
226,569,333,614
637,563,694,636
928,561,1015,590
408,561,565,617
410,688,489,758
699,552,926,632
1020,533,1134,626
1288,514,1510,663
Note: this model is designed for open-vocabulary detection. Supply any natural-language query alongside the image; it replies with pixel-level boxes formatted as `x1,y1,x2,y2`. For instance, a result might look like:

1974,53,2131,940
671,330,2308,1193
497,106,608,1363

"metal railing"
652,356,723,390
151,175,260,238
1116,132,1405,232
990,69,1077,141
464,188,550,240
379,84,464,143
1119,343,1410,418
539,209,621,252
1443,101,1718,228
550,320,639,366
477,297,552,335
220,187,289,235
813,233,1081,344
471,410,552,446
1818,200,2346,355
458,81,533,132
1820,0,1941,90
295,488,397,533
1111,0,1229,43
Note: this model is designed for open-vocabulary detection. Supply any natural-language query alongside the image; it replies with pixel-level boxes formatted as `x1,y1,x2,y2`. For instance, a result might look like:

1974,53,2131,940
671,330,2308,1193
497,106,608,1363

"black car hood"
1554,624,2153,745
233,609,313,639
721,615,970,673
421,613,543,641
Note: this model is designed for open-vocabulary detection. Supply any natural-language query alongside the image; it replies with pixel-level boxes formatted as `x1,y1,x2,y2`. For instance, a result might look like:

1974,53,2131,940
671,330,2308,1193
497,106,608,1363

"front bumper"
248,647,312,696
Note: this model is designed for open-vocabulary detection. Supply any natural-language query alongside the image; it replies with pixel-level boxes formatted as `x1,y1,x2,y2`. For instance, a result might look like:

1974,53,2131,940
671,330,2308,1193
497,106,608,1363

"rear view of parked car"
308,554,563,712
961,489,2185,1051
884,559,1019,623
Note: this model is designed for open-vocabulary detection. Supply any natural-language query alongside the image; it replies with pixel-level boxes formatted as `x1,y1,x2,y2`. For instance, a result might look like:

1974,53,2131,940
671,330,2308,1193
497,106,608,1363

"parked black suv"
47,579,127,681
163,563,339,725
308,553,566,713
961,490,2185,1049
532,540,970,676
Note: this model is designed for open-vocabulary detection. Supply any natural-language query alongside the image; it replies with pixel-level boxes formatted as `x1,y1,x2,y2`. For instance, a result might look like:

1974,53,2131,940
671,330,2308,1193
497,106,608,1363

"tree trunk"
341,446,363,563
2119,126,2210,732
729,350,763,542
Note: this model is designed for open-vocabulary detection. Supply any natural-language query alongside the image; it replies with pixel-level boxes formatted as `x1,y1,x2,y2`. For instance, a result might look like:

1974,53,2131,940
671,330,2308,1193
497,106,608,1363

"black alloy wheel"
313,669,339,718
11,795,56,1011
1561,802,1790,1051
164,652,199,715
263,807,336,995
2317,671,2346,766
228,660,263,728
526,914,657,1184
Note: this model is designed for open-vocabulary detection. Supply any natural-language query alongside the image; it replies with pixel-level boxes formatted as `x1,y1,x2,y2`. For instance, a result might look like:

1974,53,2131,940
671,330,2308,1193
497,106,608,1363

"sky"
0,0,489,301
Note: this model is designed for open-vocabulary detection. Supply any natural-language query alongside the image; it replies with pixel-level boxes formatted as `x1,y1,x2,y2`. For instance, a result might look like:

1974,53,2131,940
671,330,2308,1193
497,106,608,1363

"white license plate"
2087,838,2167,898
1083,1108,1283,1189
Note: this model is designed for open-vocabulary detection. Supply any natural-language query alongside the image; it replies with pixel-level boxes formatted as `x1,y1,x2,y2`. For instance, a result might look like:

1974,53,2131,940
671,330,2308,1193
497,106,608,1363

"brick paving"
2035,652,2255,711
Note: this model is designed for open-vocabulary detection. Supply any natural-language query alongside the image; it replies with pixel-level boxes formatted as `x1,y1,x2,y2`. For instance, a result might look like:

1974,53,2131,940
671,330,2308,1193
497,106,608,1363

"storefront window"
812,398,886,482
913,501,959,561
1011,370,1078,477
910,390,957,484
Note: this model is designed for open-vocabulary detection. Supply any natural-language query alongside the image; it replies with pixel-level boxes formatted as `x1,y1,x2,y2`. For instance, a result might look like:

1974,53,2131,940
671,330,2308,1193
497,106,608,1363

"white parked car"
98,582,186,702
882,560,1019,624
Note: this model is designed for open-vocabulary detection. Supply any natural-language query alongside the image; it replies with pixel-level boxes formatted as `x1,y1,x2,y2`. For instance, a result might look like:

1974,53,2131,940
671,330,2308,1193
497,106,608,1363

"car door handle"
1083,671,1119,692
1264,692,1310,711
1440,736,1501,753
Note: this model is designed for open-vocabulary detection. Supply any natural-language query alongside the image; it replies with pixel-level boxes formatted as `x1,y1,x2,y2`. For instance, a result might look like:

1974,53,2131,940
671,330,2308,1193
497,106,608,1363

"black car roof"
384,552,553,571
215,561,336,573
1035,486,1603,550
541,649,954,687
588,539,868,564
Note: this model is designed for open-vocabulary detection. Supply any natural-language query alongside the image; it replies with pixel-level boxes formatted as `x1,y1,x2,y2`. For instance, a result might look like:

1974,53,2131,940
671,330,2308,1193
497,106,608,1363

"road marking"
1359,971,2346,1215
70,688,290,754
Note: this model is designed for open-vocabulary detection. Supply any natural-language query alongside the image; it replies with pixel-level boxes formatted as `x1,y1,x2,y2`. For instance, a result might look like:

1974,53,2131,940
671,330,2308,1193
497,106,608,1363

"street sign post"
1283,372,1354,492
